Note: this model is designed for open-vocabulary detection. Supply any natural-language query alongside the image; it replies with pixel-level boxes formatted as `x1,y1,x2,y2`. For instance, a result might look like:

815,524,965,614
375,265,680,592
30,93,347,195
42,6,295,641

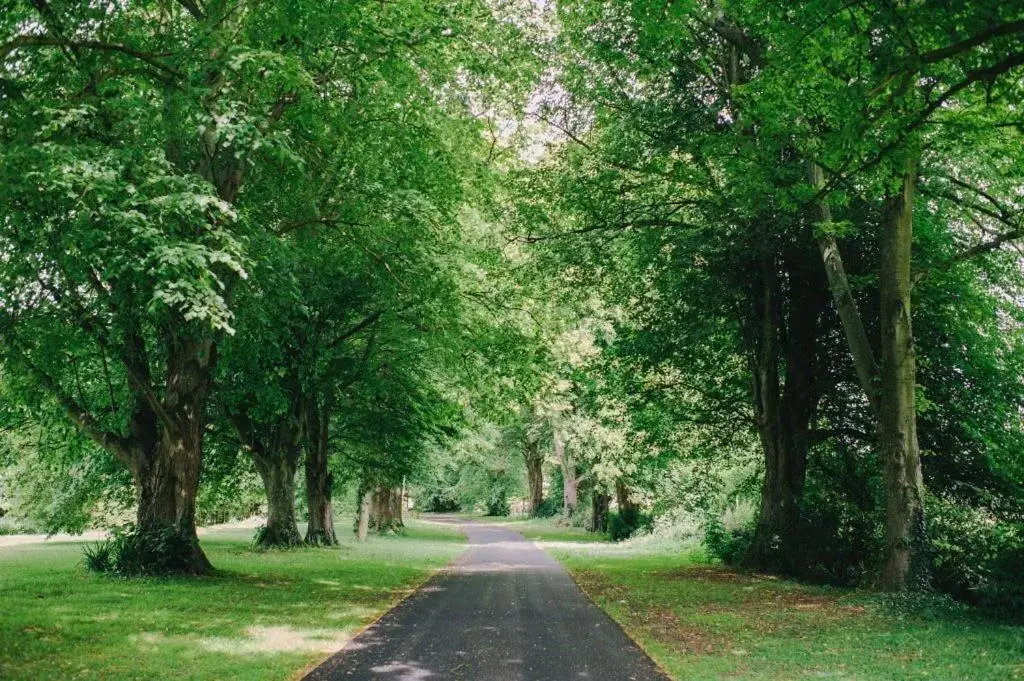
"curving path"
304,518,668,681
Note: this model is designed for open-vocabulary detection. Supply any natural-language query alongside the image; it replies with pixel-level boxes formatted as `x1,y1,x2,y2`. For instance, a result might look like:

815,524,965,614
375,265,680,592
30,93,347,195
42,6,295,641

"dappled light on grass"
556,543,1024,680
199,626,351,655
0,519,465,681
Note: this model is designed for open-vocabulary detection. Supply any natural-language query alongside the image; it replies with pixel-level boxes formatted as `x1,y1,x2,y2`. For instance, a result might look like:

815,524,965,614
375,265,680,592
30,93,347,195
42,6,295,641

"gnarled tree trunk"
228,370,305,549
131,332,215,573
356,488,371,541
303,396,337,546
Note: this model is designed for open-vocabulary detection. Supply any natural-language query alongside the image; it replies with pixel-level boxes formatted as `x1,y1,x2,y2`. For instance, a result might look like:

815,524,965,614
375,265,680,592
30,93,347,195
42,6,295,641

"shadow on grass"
559,548,1024,681
0,520,464,681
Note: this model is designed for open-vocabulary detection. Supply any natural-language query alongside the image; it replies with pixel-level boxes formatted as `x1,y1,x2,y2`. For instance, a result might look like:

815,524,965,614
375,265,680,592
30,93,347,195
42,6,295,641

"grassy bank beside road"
0,518,464,681
553,541,1024,681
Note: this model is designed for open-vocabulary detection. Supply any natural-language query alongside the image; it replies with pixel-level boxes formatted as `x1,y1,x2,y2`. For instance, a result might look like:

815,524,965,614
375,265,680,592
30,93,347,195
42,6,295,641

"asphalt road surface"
304,518,669,681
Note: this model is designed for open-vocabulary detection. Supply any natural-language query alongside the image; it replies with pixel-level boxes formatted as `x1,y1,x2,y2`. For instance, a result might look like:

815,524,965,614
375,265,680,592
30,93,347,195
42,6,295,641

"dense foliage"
1,0,1022,616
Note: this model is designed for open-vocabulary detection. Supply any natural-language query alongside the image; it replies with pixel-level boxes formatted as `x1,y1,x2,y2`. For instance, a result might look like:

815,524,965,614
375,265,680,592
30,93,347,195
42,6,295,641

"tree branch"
12,345,135,465
1,35,181,77
914,20,1024,68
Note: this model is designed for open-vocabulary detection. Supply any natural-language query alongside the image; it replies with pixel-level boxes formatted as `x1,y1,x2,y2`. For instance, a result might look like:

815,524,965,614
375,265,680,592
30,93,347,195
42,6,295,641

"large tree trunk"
131,334,214,573
744,251,826,571
369,484,404,534
810,159,928,591
230,373,305,550
524,435,544,515
303,396,337,546
877,161,928,591
253,450,302,548
555,430,577,516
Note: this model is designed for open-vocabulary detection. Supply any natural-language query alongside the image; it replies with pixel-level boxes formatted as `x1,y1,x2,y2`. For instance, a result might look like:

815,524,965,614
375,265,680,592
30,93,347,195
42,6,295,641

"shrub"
82,540,113,573
607,508,653,541
533,496,560,518
979,542,1024,620
423,492,461,513
569,504,591,528
703,516,755,565
83,525,199,576
790,493,877,585
928,495,1024,619
485,486,511,516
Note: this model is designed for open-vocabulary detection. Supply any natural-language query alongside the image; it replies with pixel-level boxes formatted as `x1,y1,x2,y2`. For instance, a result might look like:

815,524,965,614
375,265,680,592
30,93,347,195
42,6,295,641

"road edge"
292,522,472,681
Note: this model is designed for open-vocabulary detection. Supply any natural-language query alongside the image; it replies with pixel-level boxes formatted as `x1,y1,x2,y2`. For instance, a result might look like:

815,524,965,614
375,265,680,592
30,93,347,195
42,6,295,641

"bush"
980,542,1024,620
83,525,199,576
533,496,560,518
789,493,877,585
607,507,652,541
82,540,113,573
485,486,510,516
928,495,1024,619
703,516,755,565
423,492,461,513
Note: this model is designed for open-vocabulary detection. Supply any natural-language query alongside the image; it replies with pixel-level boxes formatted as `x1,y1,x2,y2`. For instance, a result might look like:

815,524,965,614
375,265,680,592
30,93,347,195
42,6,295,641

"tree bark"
744,250,827,571
809,163,881,413
253,450,303,548
614,482,635,514
303,396,337,546
131,332,214,573
810,159,928,591
877,159,929,591
229,371,305,549
590,492,611,533
555,430,577,516
369,484,404,533
524,434,544,515
356,488,371,541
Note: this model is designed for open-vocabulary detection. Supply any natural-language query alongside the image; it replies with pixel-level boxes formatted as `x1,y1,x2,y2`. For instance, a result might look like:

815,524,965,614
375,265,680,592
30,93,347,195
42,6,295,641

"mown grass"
553,544,1024,680
0,518,465,681
474,514,610,543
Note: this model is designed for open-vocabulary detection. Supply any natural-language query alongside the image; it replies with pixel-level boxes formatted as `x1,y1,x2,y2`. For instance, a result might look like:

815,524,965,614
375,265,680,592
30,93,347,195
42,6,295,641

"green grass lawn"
0,518,465,681
553,543,1024,681
472,514,610,543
